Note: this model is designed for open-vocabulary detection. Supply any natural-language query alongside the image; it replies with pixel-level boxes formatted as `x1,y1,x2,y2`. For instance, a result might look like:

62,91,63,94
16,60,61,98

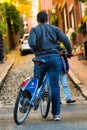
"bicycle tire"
14,91,31,125
40,85,50,118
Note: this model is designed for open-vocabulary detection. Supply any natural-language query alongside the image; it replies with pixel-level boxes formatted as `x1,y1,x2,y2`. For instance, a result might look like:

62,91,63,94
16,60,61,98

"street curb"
0,50,18,88
68,70,87,99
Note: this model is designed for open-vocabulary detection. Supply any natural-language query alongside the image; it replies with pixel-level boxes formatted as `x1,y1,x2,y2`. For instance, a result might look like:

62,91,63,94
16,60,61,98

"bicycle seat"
32,58,46,64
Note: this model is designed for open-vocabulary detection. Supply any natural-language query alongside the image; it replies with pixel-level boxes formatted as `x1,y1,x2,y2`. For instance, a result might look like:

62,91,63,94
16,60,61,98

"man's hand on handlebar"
59,48,73,58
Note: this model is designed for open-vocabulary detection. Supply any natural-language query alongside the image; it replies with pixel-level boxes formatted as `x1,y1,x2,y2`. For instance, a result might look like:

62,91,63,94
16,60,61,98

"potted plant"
77,8,87,35
79,0,86,3
77,21,86,35
70,32,76,41
70,31,77,48
73,44,84,60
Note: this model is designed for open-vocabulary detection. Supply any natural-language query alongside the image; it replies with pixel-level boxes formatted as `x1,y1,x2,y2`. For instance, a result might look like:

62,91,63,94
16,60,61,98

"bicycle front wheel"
14,91,31,125
40,85,50,118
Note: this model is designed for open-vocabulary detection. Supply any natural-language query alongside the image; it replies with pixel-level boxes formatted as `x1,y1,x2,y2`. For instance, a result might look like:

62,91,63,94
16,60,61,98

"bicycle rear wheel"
40,85,50,118
14,91,31,125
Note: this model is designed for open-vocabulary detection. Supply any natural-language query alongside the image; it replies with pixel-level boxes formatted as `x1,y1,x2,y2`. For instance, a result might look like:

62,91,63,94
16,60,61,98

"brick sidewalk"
0,47,19,87
68,56,87,98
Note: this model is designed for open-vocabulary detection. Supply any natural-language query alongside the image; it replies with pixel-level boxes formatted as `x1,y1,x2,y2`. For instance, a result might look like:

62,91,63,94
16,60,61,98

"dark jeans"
34,54,62,115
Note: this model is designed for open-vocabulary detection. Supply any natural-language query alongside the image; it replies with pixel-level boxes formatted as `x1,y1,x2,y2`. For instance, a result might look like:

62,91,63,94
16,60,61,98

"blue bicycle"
14,58,51,125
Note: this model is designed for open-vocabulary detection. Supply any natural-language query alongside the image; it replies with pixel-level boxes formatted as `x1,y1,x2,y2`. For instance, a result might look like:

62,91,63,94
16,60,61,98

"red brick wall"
52,0,82,29
52,0,82,45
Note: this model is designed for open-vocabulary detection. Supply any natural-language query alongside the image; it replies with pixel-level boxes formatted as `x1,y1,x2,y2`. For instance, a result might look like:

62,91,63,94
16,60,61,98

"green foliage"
0,5,7,34
77,3,87,34
0,21,7,34
77,22,86,34
2,3,20,34
60,43,66,49
84,8,87,22
70,32,76,41
50,14,58,26
79,0,87,3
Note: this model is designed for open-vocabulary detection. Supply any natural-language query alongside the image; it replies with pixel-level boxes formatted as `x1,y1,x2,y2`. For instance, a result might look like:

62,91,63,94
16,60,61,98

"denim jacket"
28,24,72,57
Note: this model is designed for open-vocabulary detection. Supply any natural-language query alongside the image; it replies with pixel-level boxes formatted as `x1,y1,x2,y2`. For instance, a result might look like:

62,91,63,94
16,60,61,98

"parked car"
20,33,33,55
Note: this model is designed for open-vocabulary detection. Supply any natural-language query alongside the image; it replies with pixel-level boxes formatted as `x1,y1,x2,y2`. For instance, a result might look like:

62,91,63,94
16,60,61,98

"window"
69,7,75,29
62,3,68,33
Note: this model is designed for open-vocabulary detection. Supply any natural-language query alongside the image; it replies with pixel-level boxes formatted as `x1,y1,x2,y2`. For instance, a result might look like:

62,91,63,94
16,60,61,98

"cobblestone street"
0,51,86,107
0,51,87,130
0,51,34,106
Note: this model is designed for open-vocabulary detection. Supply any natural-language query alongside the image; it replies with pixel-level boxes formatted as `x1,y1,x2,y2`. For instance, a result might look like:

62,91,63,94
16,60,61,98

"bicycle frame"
20,73,49,108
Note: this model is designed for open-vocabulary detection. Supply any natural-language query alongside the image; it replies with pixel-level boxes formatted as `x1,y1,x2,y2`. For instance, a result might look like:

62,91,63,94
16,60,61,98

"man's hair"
37,11,48,23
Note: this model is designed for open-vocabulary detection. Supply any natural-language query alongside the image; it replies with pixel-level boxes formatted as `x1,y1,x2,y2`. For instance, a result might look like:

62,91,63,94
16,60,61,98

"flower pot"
74,50,83,56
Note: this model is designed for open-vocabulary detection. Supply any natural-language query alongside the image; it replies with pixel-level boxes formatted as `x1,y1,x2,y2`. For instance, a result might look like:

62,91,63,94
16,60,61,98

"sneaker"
66,99,76,103
53,115,60,121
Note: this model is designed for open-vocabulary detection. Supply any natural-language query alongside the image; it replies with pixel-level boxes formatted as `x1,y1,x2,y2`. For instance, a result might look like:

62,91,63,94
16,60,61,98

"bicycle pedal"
34,98,40,103
34,98,40,110
34,102,39,110
42,91,48,97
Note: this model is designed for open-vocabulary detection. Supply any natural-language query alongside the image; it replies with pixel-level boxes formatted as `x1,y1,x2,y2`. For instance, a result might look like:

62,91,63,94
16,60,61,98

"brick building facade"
52,0,83,48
